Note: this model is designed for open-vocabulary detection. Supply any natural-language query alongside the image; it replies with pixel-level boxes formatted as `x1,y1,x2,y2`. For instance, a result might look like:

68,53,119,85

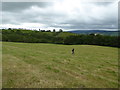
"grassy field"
2,42,118,88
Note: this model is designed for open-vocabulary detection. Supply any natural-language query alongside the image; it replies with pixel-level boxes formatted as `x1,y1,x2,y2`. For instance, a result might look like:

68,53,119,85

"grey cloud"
2,2,53,12
93,2,113,6
1,1,118,30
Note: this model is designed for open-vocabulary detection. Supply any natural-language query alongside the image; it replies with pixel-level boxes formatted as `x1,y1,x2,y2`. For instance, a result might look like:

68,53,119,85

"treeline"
1,29,119,47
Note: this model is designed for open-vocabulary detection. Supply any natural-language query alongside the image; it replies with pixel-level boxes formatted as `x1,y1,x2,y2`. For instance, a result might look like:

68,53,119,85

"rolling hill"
67,30,119,36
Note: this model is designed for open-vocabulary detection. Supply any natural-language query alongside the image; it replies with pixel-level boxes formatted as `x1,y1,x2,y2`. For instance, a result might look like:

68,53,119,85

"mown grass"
2,42,118,88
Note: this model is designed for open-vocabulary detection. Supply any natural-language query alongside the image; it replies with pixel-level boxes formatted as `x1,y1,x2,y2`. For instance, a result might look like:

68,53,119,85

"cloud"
2,2,53,12
1,0,118,31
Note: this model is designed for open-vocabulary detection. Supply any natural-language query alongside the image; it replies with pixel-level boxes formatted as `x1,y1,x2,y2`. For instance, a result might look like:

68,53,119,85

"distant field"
2,42,118,88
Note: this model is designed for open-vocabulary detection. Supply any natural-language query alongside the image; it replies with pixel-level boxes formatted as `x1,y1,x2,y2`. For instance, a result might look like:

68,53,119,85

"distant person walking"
72,48,74,54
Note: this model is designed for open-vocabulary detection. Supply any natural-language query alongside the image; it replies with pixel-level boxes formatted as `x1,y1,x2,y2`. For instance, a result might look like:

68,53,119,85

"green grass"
2,42,118,88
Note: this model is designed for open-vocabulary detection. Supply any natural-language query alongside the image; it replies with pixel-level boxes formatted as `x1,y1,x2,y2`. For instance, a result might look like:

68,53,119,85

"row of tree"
6,28,63,32
1,29,119,47
64,34,119,47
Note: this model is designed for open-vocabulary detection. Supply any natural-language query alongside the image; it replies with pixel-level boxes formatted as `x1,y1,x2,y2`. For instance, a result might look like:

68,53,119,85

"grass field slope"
2,42,118,88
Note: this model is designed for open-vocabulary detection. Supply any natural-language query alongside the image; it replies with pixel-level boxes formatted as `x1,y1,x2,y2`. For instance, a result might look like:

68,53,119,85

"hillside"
67,30,119,36
2,42,118,88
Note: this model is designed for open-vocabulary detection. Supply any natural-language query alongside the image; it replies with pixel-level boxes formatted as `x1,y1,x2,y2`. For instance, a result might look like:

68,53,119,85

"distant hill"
67,30,119,36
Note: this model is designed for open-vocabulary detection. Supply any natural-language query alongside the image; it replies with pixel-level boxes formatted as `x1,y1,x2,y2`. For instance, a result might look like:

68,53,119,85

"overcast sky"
1,0,119,31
